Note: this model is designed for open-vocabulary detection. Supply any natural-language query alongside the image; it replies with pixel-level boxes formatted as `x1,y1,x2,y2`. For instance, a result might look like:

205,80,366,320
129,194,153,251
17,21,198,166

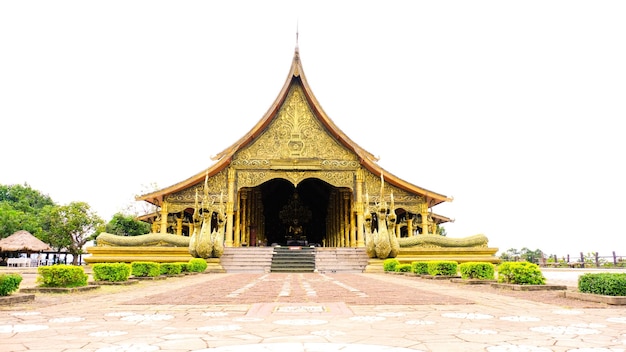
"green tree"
499,248,520,262
41,202,104,265
520,247,543,264
436,225,447,237
0,183,55,238
105,212,150,237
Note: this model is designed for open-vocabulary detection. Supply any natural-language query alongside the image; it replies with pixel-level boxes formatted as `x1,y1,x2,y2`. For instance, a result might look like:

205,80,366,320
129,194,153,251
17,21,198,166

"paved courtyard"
1,270,625,352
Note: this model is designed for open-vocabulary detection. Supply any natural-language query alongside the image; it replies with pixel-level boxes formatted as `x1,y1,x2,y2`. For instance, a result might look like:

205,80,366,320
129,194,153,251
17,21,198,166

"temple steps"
220,247,274,273
219,246,369,273
270,246,316,273
315,247,369,273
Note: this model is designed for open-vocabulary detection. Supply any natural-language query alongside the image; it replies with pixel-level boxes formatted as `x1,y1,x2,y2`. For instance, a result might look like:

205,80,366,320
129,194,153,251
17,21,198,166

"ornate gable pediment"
232,83,358,171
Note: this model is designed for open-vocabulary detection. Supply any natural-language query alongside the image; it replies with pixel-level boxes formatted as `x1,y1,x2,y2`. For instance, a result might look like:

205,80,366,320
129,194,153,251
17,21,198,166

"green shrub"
131,262,161,277
0,273,23,296
396,264,412,273
92,263,131,282
37,265,88,288
578,273,626,296
497,262,545,285
427,261,458,276
411,261,429,275
383,258,400,272
175,262,189,273
188,258,208,273
160,263,182,276
459,262,495,280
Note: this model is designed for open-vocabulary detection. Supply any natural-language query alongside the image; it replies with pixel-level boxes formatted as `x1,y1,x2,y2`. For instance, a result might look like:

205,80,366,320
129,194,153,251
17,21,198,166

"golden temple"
86,45,498,267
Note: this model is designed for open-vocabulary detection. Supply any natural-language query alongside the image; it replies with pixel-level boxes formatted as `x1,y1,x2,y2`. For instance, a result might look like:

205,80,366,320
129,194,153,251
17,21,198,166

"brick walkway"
135,273,473,305
1,272,625,352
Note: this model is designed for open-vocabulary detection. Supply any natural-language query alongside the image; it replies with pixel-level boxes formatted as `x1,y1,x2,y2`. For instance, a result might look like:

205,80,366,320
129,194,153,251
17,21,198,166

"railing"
540,251,624,268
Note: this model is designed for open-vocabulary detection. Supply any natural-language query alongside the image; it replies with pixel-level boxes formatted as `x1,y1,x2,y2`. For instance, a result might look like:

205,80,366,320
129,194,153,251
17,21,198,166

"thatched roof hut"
0,230,51,252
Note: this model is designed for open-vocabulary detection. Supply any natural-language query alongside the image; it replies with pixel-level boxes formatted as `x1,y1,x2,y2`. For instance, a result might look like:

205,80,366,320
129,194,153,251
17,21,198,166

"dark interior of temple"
259,178,334,246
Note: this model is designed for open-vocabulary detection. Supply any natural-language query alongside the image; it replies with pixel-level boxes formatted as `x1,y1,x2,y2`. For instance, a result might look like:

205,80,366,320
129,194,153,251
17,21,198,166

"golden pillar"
234,191,241,247
225,168,235,247
355,169,364,247
407,214,413,237
176,214,183,236
159,202,168,234
350,207,356,247
255,190,264,245
241,190,248,246
343,190,350,247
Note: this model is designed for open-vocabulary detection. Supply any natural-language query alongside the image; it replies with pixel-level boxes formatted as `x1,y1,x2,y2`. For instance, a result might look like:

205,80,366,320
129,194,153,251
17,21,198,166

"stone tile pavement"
1,269,625,352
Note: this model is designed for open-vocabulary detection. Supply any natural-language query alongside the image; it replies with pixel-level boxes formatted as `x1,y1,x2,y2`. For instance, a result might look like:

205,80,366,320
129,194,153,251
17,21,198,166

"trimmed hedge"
578,273,626,296
92,263,131,282
497,262,545,285
459,262,495,280
427,261,458,276
160,263,183,276
396,263,412,273
37,265,88,288
411,261,429,275
175,262,189,273
0,273,23,296
383,258,400,272
131,262,161,277
188,258,208,273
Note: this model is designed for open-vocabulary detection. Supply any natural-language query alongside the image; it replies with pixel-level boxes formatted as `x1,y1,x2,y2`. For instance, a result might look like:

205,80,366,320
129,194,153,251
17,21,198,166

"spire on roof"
295,20,299,53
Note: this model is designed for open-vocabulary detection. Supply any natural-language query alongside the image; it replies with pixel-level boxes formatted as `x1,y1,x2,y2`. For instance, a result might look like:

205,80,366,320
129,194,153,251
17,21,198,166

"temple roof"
137,48,452,210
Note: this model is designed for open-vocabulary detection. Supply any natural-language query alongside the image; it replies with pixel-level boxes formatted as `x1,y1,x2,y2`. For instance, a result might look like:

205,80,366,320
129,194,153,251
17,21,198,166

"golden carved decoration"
362,171,425,214
232,84,357,168
166,169,228,204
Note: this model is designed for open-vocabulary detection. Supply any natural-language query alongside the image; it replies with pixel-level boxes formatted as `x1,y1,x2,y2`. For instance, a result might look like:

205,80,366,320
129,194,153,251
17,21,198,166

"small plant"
160,263,182,276
497,262,545,285
131,262,161,277
411,261,429,275
383,258,400,272
396,264,412,273
37,265,88,288
92,263,131,282
459,262,495,280
578,273,626,296
427,261,458,276
188,258,208,273
175,262,189,273
0,273,23,296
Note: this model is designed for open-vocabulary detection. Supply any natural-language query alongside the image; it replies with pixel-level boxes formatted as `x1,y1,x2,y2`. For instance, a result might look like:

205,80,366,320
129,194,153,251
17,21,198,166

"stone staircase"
315,247,369,273
270,246,316,273
220,247,274,273
219,246,369,273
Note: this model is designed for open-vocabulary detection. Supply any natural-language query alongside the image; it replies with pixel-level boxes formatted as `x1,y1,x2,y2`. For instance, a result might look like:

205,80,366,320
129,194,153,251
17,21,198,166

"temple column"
225,168,235,247
241,190,248,246
255,190,264,245
176,214,183,236
350,208,356,247
407,214,414,237
234,192,241,247
159,202,168,234
343,190,350,247
355,169,364,247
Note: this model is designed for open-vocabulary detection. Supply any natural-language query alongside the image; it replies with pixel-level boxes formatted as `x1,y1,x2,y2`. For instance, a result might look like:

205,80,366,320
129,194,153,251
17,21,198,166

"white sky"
1,1,625,257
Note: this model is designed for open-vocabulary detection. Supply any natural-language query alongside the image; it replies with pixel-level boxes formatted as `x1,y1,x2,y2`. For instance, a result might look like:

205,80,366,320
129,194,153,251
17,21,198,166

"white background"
2,1,625,257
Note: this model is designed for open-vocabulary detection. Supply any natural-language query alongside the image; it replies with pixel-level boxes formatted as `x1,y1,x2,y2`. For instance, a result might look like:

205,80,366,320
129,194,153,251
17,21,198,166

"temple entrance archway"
257,178,336,246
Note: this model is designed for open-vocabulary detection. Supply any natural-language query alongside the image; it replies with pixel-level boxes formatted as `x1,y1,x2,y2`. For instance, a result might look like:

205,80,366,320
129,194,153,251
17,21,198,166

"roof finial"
295,20,299,52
